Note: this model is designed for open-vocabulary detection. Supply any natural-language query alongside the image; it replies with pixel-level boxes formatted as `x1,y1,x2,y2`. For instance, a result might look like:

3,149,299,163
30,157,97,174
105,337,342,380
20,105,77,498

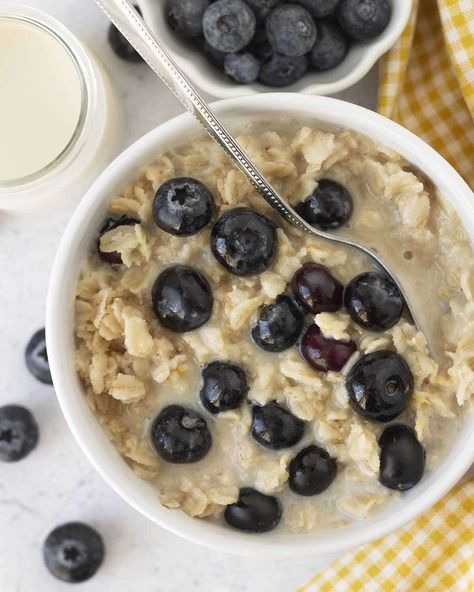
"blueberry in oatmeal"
151,405,212,463
0,405,39,462
25,328,52,385
258,53,308,86
251,295,304,352
379,425,425,491
251,401,305,449
43,522,105,583
296,179,353,230
344,271,404,331
165,0,210,38
152,177,214,236
337,0,391,40
97,215,140,264
289,445,337,496
203,0,256,52
292,263,344,314
107,5,143,62
199,361,249,414
309,20,349,71
346,351,414,422
294,0,340,18
266,4,317,57
210,207,277,275
152,265,213,332
300,324,356,372
224,487,282,532
223,52,260,84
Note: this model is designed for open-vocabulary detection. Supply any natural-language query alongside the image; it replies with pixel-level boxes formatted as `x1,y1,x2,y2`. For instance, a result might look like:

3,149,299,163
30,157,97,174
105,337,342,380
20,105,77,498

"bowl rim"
138,0,413,98
47,93,474,558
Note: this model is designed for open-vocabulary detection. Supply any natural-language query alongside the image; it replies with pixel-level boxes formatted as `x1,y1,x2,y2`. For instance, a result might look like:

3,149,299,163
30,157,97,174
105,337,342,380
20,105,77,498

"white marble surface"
0,1,378,589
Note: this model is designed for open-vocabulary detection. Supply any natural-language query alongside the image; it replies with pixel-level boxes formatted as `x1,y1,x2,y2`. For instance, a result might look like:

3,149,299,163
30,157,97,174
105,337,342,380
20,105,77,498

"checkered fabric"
299,478,474,591
379,0,474,188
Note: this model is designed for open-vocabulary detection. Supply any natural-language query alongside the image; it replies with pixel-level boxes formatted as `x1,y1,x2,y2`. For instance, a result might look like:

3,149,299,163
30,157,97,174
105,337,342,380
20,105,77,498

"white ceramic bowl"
139,0,412,98
47,94,474,559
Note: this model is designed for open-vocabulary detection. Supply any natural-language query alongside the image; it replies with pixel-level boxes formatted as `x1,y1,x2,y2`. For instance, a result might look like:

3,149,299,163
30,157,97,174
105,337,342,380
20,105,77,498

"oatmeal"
74,123,473,534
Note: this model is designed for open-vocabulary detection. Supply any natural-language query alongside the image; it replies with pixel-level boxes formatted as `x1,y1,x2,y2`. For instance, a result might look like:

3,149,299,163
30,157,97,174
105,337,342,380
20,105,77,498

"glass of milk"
0,4,122,209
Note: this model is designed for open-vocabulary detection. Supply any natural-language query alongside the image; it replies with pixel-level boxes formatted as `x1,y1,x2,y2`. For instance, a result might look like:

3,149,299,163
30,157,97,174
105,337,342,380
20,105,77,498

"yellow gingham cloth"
299,479,474,591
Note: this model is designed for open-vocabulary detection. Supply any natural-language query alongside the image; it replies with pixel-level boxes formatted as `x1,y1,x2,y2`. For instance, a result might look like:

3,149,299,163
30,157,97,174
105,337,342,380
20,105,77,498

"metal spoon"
95,0,445,363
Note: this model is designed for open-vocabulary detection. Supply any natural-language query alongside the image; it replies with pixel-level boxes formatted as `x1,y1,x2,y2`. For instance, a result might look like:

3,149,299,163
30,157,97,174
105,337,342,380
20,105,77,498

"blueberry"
251,295,304,352
224,487,282,532
152,265,213,332
203,0,256,52
346,350,414,422
337,0,391,40
97,215,140,264
258,53,308,86
43,522,105,583
291,262,344,314
266,4,317,57
165,0,210,38
379,425,425,491
289,445,337,495
245,0,282,23
300,324,356,372
210,207,277,276
309,20,349,71
151,405,212,463
294,0,340,17
153,177,213,236
296,179,352,230
224,52,260,83
25,328,52,385
251,401,305,450
202,39,227,67
199,361,249,414
0,405,39,462
108,5,143,62
344,272,404,331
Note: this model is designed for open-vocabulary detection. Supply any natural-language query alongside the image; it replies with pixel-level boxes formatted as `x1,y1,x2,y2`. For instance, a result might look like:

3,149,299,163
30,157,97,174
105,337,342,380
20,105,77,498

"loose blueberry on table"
43,522,105,583
251,294,304,352
379,425,425,491
289,445,337,495
97,215,140,265
0,404,39,462
25,328,53,385
108,4,143,62
251,401,305,449
224,487,282,532
199,361,249,414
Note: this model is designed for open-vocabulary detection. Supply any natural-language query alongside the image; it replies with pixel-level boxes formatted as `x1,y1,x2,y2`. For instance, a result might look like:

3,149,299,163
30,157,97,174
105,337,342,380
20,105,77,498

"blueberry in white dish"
344,271,404,331
309,20,349,71
203,0,256,52
224,52,260,83
337,0,391,40
245,0,282,23
296,179,353,230
346,350,414,422
108,4,143,62
43,522,105,583
266,4,317,57
224,487,282,532
294,0,340,17
258,53,308,86
165,0,210,38
25,328,52,385
289,445,337,495
251,401,305,449
152,177,214,236
252,295,304,352
210,207,277,275
200,361,249,414
97,215,140,264
152,265,213,332
0,404,39,462
247,26,274,61
151,405,212,463
300,324,356,372
291,262,344,314
379,425,425,491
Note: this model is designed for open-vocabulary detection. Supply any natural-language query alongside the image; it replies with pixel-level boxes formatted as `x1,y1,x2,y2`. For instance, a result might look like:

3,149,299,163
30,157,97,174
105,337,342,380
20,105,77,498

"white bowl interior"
139,0,412,97
47,94,474,558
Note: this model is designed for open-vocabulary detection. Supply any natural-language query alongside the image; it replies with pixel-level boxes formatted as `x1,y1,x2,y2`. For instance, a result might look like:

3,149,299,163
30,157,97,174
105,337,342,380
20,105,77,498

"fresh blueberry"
346,350,414,422
25,328,52,385
289,445,337,495
152,265,213,332
379,425,425,491
309,20,349,71
97,215,140,265
266,4,317,57
0,405,39,462
294,0,340,17
296,179,352,229
152,177,213,236
224,487,282,532
337,0,391,40
300,324,356,372
224,52,260,83
258,53,308,86
210,207,277,276
344,272,404,331
151,405,212,463
43,522,105,583
251,295,304,352
199,361,249,414
108,5,143,62
245,0,282,23
165,0,210,38
247,26,274,61
251,401,305,450
203,0,256,52
201,39,227,67
291,262,344,314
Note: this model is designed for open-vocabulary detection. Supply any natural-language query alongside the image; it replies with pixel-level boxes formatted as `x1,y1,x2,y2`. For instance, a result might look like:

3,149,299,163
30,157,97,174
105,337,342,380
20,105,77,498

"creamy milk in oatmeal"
74,123,473,534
